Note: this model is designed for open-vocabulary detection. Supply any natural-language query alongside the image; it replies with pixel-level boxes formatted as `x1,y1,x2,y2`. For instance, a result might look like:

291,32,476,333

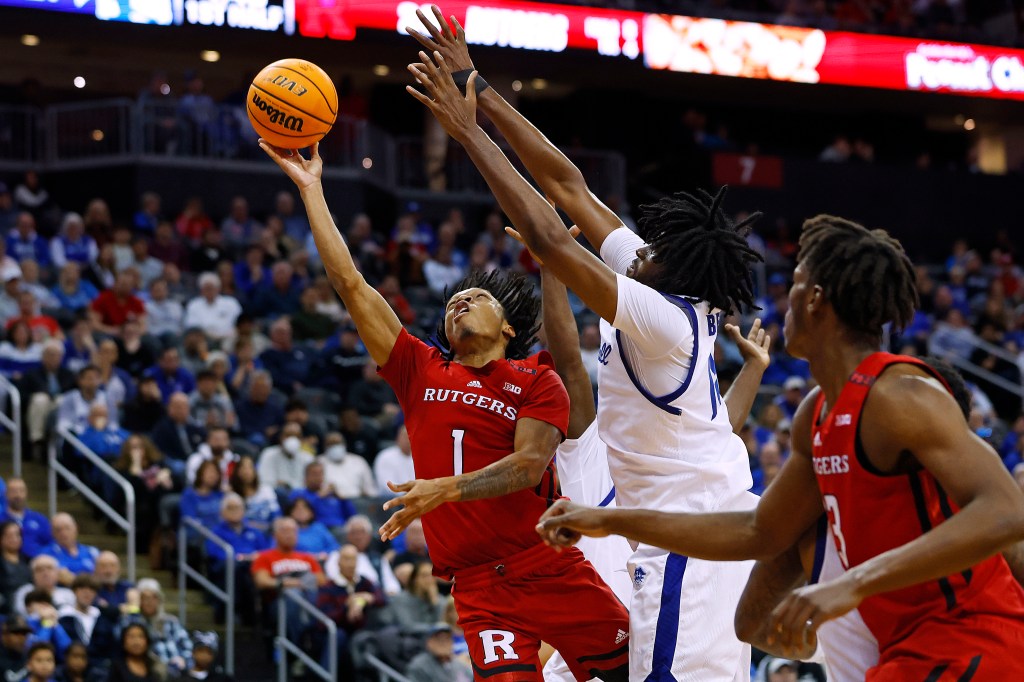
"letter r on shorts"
479,630,519,664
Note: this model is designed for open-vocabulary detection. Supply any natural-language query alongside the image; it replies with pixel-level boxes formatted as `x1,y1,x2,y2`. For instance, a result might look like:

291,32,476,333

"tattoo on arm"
456,458,535,501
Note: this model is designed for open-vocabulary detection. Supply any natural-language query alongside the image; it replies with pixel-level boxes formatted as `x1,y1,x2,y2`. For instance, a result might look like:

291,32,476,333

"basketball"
246,58,338,150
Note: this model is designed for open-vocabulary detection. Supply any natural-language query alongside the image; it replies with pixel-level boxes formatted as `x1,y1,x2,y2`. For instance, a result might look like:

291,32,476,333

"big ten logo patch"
479,630,519,664
598,342,612,366
503,382,522,395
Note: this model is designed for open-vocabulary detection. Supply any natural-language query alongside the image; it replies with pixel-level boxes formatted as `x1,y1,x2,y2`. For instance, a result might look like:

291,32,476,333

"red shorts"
868,612,1024,681
453,543,629,681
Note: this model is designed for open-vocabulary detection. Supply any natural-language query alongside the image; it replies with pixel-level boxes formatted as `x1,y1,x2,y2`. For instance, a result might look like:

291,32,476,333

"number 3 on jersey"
824,494,850,568
452,429,465,475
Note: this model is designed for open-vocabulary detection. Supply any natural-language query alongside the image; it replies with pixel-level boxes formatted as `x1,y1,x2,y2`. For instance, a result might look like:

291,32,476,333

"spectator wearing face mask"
256,421,314,498
319,433,376,500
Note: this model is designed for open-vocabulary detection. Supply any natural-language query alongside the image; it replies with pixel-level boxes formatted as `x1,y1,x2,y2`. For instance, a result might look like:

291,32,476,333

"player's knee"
589,663,629,682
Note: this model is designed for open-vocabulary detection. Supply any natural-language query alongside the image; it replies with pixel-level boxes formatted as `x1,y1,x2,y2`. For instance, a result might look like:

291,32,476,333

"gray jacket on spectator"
385,592,443,629
405,651,472,682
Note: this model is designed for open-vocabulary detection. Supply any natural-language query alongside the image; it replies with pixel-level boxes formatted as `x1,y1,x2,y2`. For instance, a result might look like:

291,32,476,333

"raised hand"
406,5,475,72
406,52,479,142
378,478,452,540
535,499,611,550
506,225,581,266
258,139,323,191
725,318,771,371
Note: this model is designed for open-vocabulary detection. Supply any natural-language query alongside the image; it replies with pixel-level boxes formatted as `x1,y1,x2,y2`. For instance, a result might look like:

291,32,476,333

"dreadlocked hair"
638,186,763,315
433,269,541,361
798,215,918,336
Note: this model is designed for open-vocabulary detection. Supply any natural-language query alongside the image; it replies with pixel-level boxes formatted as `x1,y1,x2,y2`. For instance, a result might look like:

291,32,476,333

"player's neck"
452,345,507,369
807,335,880,407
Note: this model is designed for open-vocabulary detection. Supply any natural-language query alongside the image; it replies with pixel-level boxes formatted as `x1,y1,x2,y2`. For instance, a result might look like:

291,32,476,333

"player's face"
444,288,511,350
626,245,661,285
783,262,814,359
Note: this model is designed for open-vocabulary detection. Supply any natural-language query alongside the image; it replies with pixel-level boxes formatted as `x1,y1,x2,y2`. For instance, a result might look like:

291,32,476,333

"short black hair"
196,369,216,382
798,215,917,336
77,364,100,379
434,270,541,361
24,589,53,608
637,186,763,315
26,641,55,660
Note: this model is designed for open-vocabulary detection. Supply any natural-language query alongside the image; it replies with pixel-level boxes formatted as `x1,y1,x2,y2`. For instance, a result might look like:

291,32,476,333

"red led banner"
294,0,645,58
642,15,1024,101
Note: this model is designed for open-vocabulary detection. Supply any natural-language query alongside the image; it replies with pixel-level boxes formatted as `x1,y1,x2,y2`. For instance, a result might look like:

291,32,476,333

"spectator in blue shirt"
93,551,133,610
133,192,161,234
49,213,98,270
0,478,51,558
206,493,269,624
50,264,99,313
288,461,355,540
41,514,100,586
7,212,50,269
234,371,284,448
145,346,196,403
250,262,301,319
287,496,339,563
259,317,313,396
180,460,225,543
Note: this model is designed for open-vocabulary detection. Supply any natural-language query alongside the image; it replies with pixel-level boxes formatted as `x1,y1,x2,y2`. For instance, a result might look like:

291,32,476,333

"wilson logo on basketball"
267,75,308,97
251,92,304,132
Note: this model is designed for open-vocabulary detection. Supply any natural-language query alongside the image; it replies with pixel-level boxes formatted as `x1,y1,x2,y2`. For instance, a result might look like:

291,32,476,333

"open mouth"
453,302,470,322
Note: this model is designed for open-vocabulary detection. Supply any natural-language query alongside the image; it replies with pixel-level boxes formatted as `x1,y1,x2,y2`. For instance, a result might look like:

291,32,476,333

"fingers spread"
431,5,453,39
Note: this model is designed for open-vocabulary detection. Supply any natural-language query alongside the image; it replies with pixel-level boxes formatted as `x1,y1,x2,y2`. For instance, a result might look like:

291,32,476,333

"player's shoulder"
869,363,952,418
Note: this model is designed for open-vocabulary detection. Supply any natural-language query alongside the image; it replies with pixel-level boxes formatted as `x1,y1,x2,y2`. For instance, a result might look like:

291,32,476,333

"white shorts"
627,491,758,682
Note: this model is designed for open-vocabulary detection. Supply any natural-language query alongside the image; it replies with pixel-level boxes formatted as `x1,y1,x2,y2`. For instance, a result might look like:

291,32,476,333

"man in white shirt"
258,421,315,493
144,278,183,338
325,515,401,595
183,273,242,343
13,555,74,617
56,365,116,435
372,425,415,498
320,432,376,499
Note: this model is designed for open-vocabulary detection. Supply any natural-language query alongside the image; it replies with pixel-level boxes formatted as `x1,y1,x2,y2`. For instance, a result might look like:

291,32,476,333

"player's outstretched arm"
259,141,402,367
536,389,826,559
508,224,596,439
723,319,771,435
407,6,623,251
767,371,1024,651
734,522,820,660
378,417,562,540
406,53,619,322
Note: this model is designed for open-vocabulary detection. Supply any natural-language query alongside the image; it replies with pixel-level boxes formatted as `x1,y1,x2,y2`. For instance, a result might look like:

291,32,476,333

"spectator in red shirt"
175,197,214,246
5,291,61,342
89,271,146,338
252,517,325,642
150,222,189,272
376,275,416,326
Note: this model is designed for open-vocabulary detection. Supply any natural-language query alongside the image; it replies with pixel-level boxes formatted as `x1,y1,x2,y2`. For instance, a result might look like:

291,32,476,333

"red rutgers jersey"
811,353,1024,666
379,329,569,579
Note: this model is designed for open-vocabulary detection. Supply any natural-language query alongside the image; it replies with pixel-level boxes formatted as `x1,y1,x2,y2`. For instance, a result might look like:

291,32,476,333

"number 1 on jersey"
452,429,465,475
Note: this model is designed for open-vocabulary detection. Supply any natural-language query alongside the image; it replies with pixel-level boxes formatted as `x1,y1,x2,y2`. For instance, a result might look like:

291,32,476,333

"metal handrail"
0,376,23,477
48,425,135,582
276,589,337,682
178,517,235,676
365,653,413,682
938,352,1024,400
963,333,1023,369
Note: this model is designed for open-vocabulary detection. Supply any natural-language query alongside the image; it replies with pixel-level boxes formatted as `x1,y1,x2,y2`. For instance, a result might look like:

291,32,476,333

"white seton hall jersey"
809,521,879,682
596,228,753,515
554,421,633,605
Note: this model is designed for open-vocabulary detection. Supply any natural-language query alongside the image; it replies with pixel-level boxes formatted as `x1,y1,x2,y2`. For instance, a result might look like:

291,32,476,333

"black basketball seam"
250,83,335,126
246,104,327,141
261,64,338,117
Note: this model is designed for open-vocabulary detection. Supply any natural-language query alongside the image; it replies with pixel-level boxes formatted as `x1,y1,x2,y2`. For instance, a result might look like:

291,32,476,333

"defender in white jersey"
514,229,772,682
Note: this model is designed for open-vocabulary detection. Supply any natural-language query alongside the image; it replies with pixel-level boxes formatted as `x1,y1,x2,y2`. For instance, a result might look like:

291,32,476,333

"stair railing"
48,425,135,582
276,589,338,682
178,517,236,676
0,376,22,477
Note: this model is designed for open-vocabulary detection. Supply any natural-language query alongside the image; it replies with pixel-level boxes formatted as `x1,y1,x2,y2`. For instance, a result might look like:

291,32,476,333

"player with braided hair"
539,214,1024,680
259,140,630,682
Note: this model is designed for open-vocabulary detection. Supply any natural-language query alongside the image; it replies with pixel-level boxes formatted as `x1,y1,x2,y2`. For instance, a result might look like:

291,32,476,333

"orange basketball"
247,58,338,149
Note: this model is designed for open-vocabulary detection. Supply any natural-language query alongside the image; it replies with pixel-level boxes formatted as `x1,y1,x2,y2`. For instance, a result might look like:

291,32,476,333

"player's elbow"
549,165,587,201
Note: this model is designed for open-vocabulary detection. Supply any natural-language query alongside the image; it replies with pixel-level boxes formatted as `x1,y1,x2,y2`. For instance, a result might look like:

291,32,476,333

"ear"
808,284,824,312
503,321,516,339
